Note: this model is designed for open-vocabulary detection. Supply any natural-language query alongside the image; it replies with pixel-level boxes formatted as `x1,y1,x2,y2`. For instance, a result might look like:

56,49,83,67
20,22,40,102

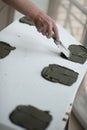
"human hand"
2,0,59,40
33,11,59,41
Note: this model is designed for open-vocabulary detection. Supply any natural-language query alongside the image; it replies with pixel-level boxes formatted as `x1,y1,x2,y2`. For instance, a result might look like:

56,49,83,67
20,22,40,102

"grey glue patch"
9,105,52,130
0,41,16,59
19,16,34,26
61,44,87,64
41,64,78,86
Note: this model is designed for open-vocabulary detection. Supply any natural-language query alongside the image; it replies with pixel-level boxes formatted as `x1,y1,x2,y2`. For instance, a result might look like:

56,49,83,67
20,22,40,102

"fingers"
34,12,59,40
39,24,48,36
45,22,59,41
36,22,53,39
46,22,53,38
36,22,59,40
53,23,59,41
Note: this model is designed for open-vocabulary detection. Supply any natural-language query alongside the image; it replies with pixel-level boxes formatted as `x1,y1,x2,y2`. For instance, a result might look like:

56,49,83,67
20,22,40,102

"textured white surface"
0,20,87,130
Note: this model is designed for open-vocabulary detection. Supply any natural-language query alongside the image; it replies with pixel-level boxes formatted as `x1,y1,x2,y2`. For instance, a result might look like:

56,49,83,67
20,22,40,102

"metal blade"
52,36,70,58
55,40,70,58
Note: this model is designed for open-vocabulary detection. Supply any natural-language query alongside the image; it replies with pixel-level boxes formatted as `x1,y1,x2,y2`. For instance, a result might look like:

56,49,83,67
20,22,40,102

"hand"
33,11,59,41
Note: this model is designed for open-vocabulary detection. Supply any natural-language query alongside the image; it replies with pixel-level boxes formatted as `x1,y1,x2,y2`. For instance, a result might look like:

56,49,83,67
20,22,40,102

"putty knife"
52,36,70,58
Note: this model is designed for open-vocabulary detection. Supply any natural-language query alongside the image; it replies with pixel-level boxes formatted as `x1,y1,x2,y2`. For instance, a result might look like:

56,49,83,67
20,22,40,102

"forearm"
2,0,59,40
2,0,41,20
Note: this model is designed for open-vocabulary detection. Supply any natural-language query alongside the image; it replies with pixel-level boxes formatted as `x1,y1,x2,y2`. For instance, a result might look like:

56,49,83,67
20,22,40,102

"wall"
14,0,49,20
0,0,14,30
31,0,50,12
47,0,61,20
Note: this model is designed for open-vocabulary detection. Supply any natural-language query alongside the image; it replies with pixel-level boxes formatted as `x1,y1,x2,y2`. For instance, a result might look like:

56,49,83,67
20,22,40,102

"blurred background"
0,0,87,46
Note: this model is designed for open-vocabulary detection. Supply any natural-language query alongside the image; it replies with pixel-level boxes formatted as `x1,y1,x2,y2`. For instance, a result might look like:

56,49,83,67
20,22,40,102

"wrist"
31,10,42,22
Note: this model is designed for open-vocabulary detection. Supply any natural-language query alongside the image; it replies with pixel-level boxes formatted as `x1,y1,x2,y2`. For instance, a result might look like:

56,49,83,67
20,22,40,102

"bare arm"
2,0,59,40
